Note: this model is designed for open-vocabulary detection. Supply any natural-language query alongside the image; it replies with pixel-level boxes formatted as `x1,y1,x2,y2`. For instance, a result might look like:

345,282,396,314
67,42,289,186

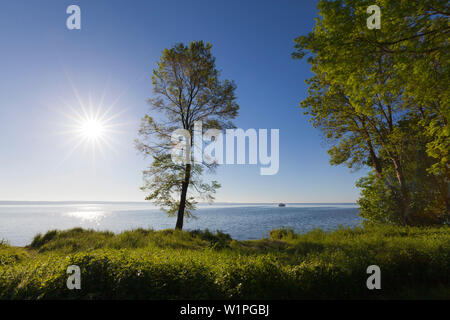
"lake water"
0,202,362,246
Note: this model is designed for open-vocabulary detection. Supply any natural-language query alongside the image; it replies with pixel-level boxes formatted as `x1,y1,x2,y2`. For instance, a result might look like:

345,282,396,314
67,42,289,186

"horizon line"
0,200,357,204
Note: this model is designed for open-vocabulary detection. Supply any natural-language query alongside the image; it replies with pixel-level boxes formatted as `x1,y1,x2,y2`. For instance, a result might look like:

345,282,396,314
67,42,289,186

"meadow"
0,225,448,299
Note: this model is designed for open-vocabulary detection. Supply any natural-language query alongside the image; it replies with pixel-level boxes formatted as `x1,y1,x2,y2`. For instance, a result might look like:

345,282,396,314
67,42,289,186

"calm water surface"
0,202,362,246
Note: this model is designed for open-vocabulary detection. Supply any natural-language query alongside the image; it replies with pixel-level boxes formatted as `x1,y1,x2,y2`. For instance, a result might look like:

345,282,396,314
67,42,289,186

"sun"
53,77,131,163
69,109,115,146
79,118,106,140
57,96,126,162
61,108,118,160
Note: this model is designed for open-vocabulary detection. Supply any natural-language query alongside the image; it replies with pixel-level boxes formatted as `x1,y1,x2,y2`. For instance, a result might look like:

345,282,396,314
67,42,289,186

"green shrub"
0,225,448,299
269,227,298,240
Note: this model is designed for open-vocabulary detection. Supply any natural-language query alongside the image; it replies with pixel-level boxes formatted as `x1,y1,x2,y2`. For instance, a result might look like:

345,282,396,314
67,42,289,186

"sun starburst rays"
56,92,128,165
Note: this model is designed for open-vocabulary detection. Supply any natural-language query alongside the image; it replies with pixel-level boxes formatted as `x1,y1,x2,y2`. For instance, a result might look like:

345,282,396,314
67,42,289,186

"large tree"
136,41,239,230
293,0,449,225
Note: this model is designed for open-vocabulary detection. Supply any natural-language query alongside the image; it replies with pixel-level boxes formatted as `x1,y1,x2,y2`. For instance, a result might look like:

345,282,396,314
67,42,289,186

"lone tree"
136,41,239,230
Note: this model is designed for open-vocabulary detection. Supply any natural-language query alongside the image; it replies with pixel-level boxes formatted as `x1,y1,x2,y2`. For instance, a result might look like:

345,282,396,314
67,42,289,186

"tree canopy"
293,0,449,225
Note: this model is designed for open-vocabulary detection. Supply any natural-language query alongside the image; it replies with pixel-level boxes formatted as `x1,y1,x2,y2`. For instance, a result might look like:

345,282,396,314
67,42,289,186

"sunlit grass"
0,226,448,299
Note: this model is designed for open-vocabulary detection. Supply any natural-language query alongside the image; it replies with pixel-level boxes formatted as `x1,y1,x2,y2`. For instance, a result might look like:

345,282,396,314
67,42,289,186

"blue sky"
0,0,367,202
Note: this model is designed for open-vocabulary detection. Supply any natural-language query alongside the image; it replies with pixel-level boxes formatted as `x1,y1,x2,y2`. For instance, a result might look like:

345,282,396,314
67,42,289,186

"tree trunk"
392,158,411,225
367,140,382,178
175,163,191,230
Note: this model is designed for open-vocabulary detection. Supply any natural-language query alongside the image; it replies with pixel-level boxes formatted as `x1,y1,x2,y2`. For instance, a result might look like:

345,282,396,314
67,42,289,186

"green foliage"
357,173,404,225
0,246,30,267
269,227,298,240
26,228,232,253
30,228,115,252
0,226,448,299
293,0,449,225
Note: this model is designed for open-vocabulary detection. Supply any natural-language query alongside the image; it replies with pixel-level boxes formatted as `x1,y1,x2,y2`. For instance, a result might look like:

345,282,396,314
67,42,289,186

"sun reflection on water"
66,207,106,223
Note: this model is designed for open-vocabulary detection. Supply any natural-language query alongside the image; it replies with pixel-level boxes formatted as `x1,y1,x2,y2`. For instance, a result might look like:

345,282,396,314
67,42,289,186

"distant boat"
278,203,286,207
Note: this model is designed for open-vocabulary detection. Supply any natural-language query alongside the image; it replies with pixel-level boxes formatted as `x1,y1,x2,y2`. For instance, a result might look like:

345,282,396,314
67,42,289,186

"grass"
0,225,448,299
